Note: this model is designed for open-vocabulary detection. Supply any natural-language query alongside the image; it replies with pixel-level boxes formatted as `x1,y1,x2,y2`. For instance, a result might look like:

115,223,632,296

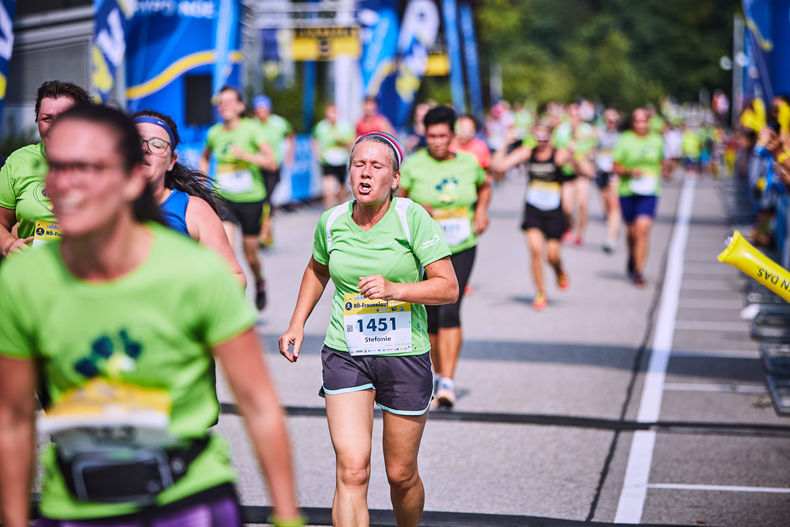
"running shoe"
602,241,614,254
574,235,583,246
532,292,547,310
255,280,267,310
632,272,646,288
557,271,569,291
435,378,456,409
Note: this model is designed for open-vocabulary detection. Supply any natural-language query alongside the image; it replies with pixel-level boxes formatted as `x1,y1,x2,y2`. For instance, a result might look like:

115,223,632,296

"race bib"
595,154,613,172
323,147,349,166
629,172,657,195
434,207,472,246
526,181,562,211
33,221,62,247
342,294,412,356
39,379,175,460
217,166,255,194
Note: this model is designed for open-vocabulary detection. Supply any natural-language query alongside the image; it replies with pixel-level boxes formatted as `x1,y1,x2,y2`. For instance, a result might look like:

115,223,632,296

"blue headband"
355,131,405,168
133,116,175,147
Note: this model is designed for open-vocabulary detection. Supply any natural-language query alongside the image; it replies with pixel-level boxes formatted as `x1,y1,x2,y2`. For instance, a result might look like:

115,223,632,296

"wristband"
269,514,306,527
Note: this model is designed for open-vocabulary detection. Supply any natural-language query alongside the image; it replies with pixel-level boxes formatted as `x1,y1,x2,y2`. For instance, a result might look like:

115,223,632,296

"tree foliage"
474,0,739,109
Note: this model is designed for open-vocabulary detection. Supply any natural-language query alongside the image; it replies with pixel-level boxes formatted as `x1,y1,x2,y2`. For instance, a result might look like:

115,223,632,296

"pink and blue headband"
355,131,404,168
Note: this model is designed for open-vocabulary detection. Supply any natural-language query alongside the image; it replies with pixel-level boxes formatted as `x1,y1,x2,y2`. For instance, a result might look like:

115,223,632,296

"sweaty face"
348,141,399,205
38,97,78,148
455,118,476,144
45,120,142,237
426,123,453,160
136,122,176,189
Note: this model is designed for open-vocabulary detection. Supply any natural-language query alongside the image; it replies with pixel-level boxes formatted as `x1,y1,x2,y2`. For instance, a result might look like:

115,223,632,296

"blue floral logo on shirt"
74,329,143,379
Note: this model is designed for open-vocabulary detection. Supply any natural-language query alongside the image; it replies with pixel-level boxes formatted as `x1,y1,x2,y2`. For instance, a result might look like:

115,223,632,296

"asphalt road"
216,170,790,526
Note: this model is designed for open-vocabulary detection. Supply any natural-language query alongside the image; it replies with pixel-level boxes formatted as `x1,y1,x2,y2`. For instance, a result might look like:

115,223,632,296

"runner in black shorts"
492,120,582,310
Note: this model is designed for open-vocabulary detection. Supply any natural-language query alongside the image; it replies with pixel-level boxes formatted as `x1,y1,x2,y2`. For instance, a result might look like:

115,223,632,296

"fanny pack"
55,436,209,504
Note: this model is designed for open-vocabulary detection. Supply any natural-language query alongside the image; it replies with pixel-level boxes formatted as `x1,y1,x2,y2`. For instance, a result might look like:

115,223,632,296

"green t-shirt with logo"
313,197,450,355
205,118,268,203
399,150,486,254
0,223,256,519
612,130,664,197
257,114,292,165
312,119,355,166
0,142,56,240
552,121,595,175
681,129,701,158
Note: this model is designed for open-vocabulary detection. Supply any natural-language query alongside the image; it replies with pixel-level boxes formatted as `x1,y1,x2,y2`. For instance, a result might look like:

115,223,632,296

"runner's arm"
612,162,642,178
0,356,35,527
474,177,492,235
358,256,458,305
214,329,302,525
185,197,247,288
490,144,532,173
0,208,31,256
231,142,278,172
279,257,331,362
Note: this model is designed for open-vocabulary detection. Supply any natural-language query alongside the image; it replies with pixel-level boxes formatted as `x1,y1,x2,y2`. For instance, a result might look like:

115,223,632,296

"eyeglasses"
140,137,171,156
47,160,124,184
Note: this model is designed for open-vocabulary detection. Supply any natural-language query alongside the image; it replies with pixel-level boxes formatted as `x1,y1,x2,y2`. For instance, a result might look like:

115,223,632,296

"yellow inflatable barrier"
718,231,790,303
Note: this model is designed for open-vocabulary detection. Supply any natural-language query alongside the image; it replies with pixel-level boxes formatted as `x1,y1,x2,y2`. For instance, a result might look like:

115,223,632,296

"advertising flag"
93,0,136,102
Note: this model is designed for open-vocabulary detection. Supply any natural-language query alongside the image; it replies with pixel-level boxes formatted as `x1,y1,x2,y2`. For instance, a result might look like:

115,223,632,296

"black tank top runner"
526,148,562,184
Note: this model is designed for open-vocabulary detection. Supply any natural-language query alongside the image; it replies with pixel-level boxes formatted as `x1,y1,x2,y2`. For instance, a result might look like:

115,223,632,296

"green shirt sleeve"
406,201,451,267
0,160,15,209
612,135,626,165
312,212,330,265
0,257,35,359
199,255,257,347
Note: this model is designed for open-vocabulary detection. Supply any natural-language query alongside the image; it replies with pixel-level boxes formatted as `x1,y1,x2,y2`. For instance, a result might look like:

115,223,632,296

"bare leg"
323,176,341,209
632,216,652,274
574,177,591,243
603,177,621,246
242,235,264,285
383,410,428,527
326,390,376,527
436,327,462,380
525,228,546,296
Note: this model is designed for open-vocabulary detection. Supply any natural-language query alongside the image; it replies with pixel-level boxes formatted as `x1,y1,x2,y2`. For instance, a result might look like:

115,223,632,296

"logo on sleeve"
421,234,441,250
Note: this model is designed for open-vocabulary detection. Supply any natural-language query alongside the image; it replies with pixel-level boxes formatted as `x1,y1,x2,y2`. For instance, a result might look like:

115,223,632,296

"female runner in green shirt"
279,131,458,527
0,105,301,527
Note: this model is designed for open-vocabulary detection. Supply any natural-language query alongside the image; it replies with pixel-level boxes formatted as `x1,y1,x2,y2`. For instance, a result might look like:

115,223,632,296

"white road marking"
615,178,696,523
648,483,790,494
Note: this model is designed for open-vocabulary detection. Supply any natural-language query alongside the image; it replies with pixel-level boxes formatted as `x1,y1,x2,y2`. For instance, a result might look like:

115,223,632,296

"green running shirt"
313,197,450,355
612,131,664,197
399,150,486,254
0,142,55,240
205,118,268,203
0,223,256,519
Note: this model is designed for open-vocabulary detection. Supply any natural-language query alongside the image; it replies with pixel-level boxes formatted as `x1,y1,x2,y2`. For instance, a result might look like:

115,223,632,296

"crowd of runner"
3,78,782,527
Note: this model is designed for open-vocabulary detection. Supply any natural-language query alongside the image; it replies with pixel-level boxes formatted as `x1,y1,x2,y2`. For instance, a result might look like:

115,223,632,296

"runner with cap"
279,131,457,526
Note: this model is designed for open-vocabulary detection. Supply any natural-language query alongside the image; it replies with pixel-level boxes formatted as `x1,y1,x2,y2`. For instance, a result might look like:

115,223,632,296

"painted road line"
669,348,758,359
647,483,790,494
663,382,767,394
674,320,748,332
676,298,744,309
615,177,696,523
679,279,742,291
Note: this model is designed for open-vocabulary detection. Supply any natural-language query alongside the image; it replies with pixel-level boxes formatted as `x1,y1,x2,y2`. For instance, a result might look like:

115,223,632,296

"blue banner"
212,0,239,96
459,2,482,123
92,0,136,102
0,0,14,122
742,0,774,101
358,0,400,97
126,0,241,169
441,0,466,114
383,0,439,129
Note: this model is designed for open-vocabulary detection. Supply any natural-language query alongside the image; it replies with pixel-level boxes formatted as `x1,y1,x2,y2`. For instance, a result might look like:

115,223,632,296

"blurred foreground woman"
0,105,301,527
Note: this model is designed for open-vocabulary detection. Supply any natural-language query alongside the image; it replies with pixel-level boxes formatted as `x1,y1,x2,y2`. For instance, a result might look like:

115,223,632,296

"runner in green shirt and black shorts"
279,132,458,526
200,86,278,310
400,105,491,408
